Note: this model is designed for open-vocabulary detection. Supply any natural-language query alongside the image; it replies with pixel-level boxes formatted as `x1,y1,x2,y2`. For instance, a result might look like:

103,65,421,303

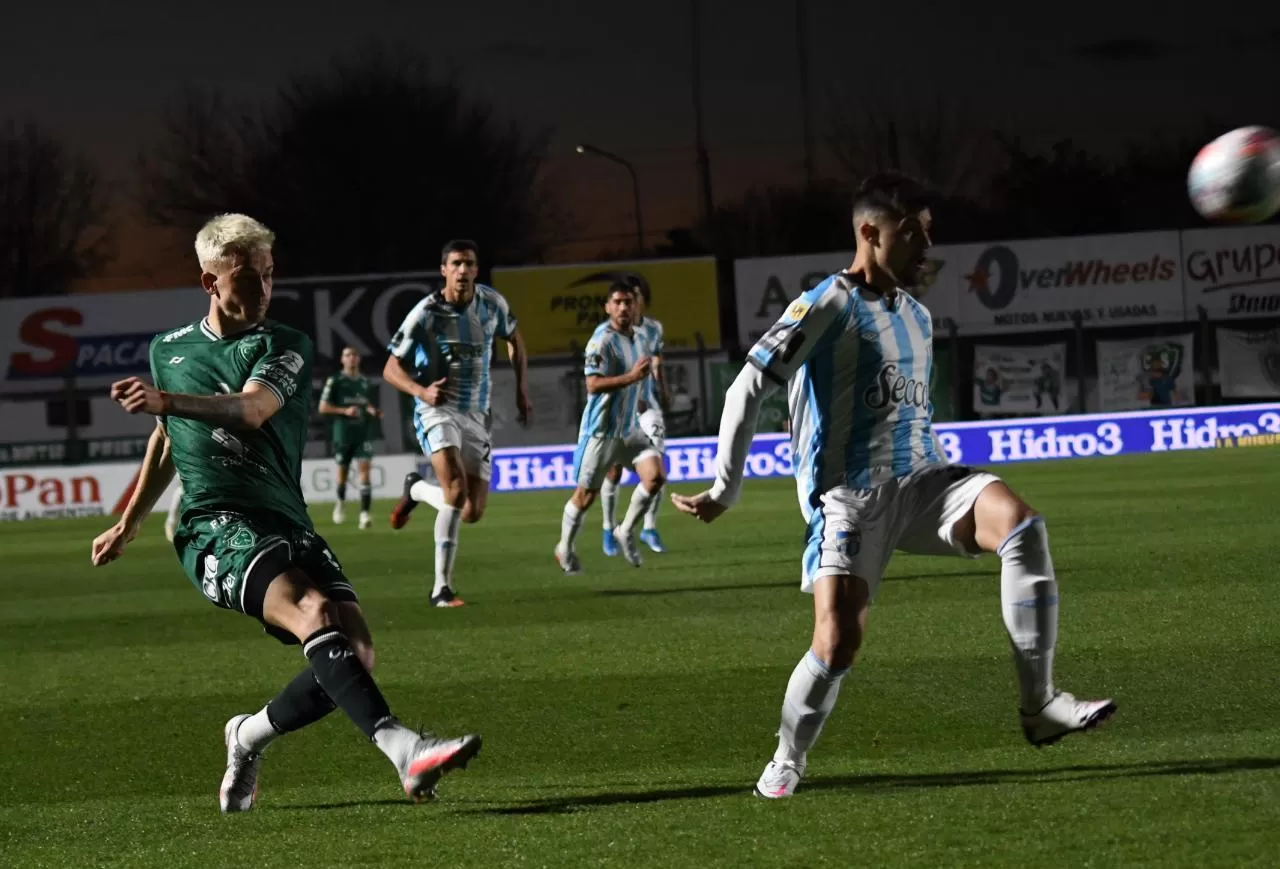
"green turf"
2,448,1279,868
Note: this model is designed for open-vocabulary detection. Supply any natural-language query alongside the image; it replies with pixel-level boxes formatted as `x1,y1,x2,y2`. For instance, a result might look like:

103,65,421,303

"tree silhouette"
0,120,111,297
139,47,564,275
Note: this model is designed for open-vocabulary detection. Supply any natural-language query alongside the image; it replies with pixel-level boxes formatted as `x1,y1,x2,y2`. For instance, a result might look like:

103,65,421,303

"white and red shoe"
401,732,483,803
1022,691,1117,747
219,714,263,813
754,758,805,799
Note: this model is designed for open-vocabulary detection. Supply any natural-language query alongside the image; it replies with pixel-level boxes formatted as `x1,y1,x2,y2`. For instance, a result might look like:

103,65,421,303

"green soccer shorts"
333,440,374,467
175,509,358,642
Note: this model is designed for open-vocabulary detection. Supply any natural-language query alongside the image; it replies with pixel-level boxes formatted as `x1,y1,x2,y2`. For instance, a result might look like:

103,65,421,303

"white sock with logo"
775,650,849,765
559,501,585,554
600,478,618,530
620,484,656,535
433,506,462,596
998,517,1058,712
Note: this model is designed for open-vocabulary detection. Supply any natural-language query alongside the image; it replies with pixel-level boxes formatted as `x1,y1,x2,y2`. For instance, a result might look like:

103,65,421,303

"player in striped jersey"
600,277,670,556
383,239,532,608
556,282,666,574
673,173,1116,798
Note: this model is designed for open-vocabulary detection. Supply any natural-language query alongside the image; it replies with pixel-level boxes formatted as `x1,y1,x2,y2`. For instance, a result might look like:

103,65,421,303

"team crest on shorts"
225,525,257,550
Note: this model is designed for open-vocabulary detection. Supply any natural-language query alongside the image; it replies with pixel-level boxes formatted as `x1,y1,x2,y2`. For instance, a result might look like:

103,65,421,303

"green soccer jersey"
150,317,315,530
320,372,377,445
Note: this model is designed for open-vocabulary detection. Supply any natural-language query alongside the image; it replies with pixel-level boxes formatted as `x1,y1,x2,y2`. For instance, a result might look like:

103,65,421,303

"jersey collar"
200,317,266,341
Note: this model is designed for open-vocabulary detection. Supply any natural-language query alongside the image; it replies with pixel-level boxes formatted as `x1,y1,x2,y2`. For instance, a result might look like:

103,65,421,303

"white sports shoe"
613,527,643,567
1021,691,1117,747
555,545,582,576
332,502,346,525
401,732,483,803
358,511,372,529
754,758,805,799
219,714,264,813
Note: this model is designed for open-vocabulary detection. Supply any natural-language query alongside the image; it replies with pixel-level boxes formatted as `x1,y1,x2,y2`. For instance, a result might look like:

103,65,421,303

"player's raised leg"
600,465,622,556
614,450,666,568
637,408,668,553
952,480,1116,745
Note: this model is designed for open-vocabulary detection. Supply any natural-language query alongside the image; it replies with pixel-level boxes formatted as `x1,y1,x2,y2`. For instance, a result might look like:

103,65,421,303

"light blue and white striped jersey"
579,320,645,438
634,315,665,410
387,284,517,415
747,272,943,519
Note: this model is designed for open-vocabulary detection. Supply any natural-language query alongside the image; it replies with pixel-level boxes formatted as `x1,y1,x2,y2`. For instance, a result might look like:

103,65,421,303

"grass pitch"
3,448,1279,868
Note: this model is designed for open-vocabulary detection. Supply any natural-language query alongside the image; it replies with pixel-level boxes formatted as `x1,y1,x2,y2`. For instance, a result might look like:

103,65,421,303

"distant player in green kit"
319,346,382,529
89,213,481,812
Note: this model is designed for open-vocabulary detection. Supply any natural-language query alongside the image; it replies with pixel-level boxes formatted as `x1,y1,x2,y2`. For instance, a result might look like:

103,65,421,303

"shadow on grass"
595,569,993,598
474,756,1280,815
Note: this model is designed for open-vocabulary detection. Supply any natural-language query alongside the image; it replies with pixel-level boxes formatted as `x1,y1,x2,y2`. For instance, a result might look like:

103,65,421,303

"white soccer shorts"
573,431,662,490
638,408,666,454
801,463,1001,596
415,406,492,482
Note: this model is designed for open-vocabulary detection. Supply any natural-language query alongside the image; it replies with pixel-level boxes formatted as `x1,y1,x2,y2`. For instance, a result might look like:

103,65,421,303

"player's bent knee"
461,502,485,523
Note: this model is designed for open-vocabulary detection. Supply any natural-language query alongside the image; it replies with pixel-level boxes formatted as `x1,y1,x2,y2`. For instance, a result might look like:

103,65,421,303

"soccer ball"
1187,126,1280,224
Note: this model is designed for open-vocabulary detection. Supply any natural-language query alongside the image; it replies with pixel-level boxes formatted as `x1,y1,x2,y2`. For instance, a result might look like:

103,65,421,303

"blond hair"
194,213,275,271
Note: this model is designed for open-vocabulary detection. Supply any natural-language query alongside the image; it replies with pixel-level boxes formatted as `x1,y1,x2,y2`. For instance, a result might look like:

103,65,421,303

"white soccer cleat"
1021,691,1117,747
555,545,582,576
358,511,372,529
400,732,483,803
613,527,643,567
332,502,346,525
219,714,264,813
754,758,805,799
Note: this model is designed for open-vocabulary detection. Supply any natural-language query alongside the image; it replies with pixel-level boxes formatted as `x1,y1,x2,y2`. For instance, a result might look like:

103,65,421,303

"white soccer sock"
559,501,585,553
166,487,182,525
619,484,656,534
600,478,619,530
775,650,849,765
433,506,462,596
998,516,1058,712
410,479,448,511
235,706,280,754
643,483,663,531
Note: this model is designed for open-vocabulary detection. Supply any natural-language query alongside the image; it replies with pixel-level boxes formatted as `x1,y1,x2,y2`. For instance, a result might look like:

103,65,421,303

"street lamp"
575,143,645,255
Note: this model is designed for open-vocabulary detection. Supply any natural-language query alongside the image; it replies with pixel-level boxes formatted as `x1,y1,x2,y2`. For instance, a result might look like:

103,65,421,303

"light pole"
575,143,645,255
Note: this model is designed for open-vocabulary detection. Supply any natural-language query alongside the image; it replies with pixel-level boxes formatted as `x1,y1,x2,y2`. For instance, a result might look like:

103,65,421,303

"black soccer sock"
360,484,372,512
266,668,337,734
337,481,347,502
303,627,392,739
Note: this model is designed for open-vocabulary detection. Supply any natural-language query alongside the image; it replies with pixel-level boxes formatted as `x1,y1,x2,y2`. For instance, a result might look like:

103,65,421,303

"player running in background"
383,239,532,608
673,173,1115,799
90,214,481,811
556,282,666,574
600,277,670,556
319,346,383,529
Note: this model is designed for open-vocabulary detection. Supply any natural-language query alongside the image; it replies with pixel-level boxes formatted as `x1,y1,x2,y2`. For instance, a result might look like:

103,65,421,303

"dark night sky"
4,0,1280,289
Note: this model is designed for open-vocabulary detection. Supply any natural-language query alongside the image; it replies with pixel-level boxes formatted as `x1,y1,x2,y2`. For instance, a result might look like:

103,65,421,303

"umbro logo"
169,356,185,364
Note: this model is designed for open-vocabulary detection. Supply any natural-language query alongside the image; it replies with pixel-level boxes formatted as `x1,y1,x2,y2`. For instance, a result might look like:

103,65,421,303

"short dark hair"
627,275,651,306
608,281,636,299
441,239,478,264
851,172,935,225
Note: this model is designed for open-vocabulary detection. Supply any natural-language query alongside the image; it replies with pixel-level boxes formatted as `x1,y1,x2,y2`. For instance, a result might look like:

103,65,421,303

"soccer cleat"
401,732,483,803
613,527,643,567
1021,691,1117,747
358,511,372,530
639,528,666,553
390,472,422,530
219,714,264,813
431,587,466,608
332,502,346,525
602,528,619,556
754,758,805,799
555,545,582,576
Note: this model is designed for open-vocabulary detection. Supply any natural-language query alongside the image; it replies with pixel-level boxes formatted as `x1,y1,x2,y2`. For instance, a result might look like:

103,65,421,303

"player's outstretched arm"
110,377,283,430
586,356,652,394
91,423,176,565
671,364,777,523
